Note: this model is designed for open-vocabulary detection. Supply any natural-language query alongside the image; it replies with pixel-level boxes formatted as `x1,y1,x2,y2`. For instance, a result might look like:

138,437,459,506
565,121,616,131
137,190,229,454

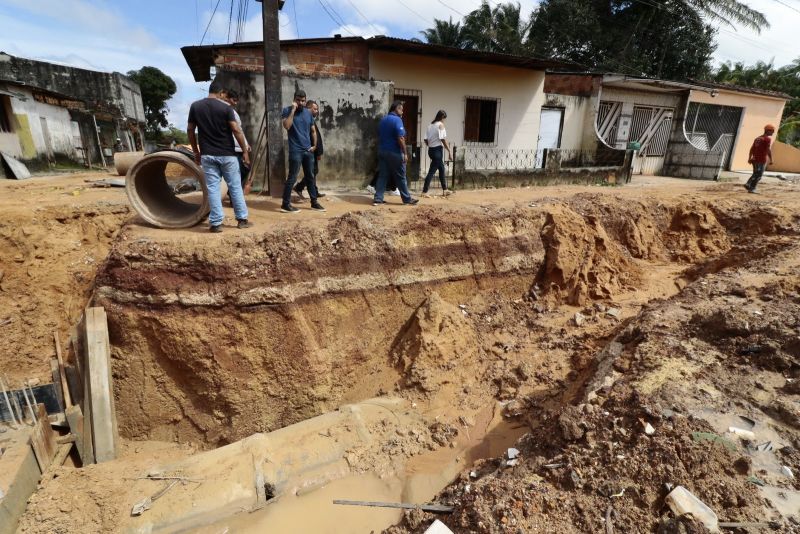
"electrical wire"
396,0,432,25
436,0,464,18
769,0,800,15
227,0,235,43
317,0,357,35
345,0,384,35
292,0,301,38
200,0,224,45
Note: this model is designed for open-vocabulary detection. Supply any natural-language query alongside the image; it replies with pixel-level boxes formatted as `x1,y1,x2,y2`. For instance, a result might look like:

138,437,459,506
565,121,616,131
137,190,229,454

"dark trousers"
745,162,766,190
295,158,319,192
423,146,447,192
283,150,317,206
375,150,412,203
236,153,250,188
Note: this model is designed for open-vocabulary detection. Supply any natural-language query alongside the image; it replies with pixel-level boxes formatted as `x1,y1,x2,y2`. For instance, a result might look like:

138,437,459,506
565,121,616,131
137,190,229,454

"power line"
200,0,224,45
292,0,301,38
227,0,235,43
769,0,800,15
436,0,464,18
345,0,384,35
316,0,357,35
396,0,432,25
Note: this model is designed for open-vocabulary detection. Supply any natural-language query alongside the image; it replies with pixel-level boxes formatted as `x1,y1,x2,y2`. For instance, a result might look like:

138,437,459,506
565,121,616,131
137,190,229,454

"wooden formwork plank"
65,404,92,465
29,404,57,472
84,306,117,463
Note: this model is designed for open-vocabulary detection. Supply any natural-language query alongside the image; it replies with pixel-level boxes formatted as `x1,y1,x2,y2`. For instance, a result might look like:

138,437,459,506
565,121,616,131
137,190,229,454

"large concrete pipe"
113,151,145,176
125,151,210,229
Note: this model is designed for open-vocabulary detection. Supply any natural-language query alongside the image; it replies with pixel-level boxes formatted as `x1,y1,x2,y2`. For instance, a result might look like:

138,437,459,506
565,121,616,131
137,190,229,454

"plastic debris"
729,427,755,440
424,520,455,534
665,486,719,533
644,422,655,435
782,466,794,479
507,447,520,460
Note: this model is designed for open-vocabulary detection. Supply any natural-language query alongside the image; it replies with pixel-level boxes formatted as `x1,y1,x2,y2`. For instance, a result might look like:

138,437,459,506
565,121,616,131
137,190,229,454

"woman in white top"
423,110,452,194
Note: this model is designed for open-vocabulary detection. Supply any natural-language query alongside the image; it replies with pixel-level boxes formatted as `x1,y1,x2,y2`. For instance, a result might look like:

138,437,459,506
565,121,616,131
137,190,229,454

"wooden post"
256,0,286,197
84,307,117,463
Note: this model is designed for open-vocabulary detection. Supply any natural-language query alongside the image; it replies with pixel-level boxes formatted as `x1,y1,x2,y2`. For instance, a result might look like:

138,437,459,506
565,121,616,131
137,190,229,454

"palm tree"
420,17,468,48
681,0,768,32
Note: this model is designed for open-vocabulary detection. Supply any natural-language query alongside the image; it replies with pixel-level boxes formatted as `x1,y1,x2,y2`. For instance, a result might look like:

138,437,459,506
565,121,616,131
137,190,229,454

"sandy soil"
3,170,800,533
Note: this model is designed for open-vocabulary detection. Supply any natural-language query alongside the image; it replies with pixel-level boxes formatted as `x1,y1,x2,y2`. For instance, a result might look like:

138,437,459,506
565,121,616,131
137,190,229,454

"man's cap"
764,124,776,131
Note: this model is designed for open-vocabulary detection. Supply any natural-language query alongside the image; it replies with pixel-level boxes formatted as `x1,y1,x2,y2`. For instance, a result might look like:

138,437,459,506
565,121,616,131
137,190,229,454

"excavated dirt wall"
93,196,796,447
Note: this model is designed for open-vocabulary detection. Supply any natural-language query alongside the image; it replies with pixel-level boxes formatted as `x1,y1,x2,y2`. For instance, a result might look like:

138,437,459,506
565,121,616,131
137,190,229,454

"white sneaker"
390,188,401,196
366,185,376,194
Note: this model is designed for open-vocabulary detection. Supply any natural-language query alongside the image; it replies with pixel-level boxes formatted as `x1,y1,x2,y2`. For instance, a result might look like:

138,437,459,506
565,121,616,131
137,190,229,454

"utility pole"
255,0,285,196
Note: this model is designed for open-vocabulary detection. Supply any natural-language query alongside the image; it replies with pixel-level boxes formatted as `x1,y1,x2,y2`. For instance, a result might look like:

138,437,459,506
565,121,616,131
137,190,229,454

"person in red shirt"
744,124,775,193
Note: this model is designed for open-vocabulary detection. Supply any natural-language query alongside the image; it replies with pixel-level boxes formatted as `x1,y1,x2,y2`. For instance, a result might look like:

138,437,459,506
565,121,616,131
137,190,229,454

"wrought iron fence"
463,147,539,171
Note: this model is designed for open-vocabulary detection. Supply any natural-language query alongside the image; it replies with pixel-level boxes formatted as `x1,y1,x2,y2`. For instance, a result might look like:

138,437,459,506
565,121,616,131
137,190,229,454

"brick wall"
544,74,600,97
213,41,370,79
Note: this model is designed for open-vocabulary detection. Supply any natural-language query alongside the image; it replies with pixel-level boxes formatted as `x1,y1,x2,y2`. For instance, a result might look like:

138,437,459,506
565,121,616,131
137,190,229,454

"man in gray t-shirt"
188,79,251,232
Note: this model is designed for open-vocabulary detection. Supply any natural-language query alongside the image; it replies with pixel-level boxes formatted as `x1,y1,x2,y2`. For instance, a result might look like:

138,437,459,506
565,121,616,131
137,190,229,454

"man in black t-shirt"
187,80,252,233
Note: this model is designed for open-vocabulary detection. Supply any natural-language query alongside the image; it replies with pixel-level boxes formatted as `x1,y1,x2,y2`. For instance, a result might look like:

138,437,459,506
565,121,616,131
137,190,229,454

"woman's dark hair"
389,100,404,113
432,110,447,123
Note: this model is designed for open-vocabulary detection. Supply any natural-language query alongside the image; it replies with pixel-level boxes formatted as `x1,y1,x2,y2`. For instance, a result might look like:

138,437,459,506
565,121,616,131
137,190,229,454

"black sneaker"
281,205,300,213
743,184,752,192
209,225,223,233
317,192,326,198
237,219,253,229
311,202,327,212
373,199,386,206
404,198,419,205
294,185,306,199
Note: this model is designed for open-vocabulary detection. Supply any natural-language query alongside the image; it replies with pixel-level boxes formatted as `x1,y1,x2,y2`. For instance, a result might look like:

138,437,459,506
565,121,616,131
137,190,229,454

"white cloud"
0,10,202,126
2,0,159,49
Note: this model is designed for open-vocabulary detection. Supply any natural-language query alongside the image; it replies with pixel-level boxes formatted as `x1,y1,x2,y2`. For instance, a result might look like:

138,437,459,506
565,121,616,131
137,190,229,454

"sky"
0,0,798,126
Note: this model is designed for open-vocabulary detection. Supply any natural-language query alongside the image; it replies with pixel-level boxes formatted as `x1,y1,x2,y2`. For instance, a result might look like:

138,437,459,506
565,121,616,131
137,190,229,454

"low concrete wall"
0,435,41,534
771,140,800,173
663,94,725,180
214,70,392,188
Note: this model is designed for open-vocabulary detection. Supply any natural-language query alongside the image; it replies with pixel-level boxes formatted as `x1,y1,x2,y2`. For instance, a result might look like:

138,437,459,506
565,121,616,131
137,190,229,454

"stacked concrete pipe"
125,151,210,229
113,151,145,176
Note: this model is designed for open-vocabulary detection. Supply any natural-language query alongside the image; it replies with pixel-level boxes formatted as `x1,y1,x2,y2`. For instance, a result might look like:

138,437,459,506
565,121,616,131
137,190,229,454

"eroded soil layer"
94,194,797,448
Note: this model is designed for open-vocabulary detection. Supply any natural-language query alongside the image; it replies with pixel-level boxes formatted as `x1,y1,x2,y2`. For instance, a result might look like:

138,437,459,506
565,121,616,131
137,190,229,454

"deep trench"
91,195,798,450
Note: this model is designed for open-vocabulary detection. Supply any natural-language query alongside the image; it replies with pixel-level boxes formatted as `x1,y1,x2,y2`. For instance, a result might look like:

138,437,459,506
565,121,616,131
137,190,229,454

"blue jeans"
283,150,317,206
202,155,248,227
745,162,766,190
423,146,447,192
375,150,412,203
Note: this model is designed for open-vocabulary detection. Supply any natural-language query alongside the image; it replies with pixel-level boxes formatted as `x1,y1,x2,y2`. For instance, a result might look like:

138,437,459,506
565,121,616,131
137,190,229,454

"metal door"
536,108,563,168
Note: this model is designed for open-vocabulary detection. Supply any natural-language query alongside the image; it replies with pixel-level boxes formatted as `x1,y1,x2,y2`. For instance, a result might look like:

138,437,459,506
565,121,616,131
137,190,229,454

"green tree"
713,59,800,146
420,17,468,48
127,66,177,140
163,124,189,145
528,0,719,80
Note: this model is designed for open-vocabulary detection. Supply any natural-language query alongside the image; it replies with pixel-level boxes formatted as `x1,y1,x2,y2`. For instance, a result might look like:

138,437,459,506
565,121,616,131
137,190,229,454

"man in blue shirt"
374,100,418,206
280,90,324,213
